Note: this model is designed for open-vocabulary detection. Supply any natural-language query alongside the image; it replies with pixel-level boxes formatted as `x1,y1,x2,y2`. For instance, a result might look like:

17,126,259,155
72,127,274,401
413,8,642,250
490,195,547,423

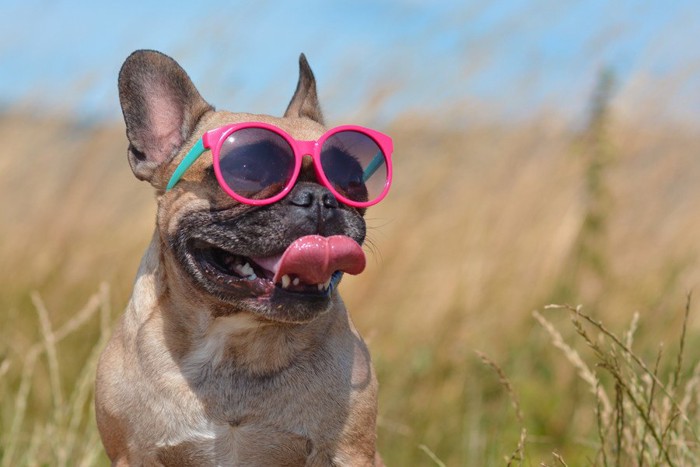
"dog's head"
118,50,373,323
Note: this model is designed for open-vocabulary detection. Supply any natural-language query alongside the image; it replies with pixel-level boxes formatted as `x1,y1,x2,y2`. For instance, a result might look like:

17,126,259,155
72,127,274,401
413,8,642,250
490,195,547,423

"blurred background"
2,0,700,465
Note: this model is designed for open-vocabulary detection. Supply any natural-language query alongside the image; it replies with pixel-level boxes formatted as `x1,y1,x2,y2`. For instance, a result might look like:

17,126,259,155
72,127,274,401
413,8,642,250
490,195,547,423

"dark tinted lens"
218,128,295,199
320,131,387,203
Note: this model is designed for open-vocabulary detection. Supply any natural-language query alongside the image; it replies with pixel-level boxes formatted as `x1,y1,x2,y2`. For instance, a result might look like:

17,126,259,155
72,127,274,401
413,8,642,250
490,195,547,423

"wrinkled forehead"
199,111,327,141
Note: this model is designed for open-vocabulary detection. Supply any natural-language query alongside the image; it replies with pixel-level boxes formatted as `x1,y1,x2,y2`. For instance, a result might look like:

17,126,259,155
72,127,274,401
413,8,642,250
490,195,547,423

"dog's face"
118,50,366,323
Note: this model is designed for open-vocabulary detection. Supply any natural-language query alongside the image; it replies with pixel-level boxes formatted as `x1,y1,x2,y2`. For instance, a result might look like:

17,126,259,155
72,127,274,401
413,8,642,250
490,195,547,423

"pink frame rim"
202,122,394,208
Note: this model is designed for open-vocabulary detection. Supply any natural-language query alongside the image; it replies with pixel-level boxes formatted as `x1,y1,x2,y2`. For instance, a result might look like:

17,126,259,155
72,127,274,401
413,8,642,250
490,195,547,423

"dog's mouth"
188,235,366,297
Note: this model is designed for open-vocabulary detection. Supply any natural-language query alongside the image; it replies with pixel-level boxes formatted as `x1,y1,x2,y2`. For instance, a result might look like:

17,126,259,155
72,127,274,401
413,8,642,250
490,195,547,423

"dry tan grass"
2,105,700,464
536,298,700,466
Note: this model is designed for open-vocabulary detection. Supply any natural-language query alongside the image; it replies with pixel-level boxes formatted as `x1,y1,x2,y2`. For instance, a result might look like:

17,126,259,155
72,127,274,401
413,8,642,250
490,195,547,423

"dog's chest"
155,363,346,464
156,316,353,462
155,419,313,465
189,345,350,434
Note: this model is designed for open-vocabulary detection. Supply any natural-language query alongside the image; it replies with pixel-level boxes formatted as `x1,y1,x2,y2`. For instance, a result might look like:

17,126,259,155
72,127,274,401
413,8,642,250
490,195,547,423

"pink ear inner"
142,85,187,165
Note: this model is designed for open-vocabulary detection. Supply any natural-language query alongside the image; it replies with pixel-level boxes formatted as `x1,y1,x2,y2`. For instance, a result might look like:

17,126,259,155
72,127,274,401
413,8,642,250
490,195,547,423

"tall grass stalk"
476,351,527,466
1,285,109,467
418,444,447,467
555,68,617,306
537,296,700,466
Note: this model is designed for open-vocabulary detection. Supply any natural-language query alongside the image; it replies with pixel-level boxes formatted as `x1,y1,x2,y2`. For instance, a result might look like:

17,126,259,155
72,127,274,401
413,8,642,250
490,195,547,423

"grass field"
2,90,700,465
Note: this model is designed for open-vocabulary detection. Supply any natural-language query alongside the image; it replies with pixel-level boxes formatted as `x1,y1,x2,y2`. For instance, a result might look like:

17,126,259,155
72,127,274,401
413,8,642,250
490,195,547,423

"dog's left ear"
118,50,212,185
284,54,324,124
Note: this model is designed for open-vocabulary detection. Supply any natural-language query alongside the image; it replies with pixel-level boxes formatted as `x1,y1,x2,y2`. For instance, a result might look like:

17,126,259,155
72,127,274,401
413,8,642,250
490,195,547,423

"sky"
1,0,699,128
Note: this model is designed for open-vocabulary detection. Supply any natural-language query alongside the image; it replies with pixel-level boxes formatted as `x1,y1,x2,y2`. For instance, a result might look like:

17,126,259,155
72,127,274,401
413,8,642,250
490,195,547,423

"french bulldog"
95,50,390,466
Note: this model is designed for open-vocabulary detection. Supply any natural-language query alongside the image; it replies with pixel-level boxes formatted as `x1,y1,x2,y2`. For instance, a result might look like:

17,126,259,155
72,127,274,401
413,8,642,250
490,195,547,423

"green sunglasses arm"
362,151,384,183
166,138,206,191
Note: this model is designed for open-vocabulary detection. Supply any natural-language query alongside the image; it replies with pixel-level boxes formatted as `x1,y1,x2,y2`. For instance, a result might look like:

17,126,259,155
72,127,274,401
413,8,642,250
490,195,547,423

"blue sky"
1,0,698,127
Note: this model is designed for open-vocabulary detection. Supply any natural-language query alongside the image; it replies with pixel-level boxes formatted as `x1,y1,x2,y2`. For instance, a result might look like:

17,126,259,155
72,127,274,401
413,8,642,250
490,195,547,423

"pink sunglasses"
166,122,394,208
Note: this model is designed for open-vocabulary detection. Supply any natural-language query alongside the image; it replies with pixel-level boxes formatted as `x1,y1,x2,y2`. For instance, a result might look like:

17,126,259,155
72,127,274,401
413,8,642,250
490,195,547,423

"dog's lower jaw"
172,235,344,324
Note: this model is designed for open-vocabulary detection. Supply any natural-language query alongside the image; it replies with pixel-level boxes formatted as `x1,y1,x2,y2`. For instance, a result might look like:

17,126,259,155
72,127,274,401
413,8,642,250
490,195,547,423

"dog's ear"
118,50,212,184
284,54,324,124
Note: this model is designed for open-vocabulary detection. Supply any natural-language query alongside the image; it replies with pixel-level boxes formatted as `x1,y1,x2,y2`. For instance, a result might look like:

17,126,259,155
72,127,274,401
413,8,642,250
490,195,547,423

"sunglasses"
166,122,394,208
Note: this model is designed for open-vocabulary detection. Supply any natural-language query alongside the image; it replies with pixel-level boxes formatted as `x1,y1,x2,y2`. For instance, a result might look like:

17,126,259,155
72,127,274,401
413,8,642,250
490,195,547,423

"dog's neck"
129,232,344,376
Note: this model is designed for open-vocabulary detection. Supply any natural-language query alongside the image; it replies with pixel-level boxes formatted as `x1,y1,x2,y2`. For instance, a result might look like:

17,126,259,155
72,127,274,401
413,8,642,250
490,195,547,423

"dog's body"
95,51,380,466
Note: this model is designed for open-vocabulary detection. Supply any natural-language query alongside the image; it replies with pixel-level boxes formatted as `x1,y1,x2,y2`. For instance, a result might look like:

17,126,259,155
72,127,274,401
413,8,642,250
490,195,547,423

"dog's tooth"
324,278,331,290
281,275,291,289
317,283,323,291
292,277,300,286
247,274,257,280
241,262,254,276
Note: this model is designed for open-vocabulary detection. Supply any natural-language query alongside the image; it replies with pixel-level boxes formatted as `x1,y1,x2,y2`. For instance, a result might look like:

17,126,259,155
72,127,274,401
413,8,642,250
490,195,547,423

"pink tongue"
265,235,365,285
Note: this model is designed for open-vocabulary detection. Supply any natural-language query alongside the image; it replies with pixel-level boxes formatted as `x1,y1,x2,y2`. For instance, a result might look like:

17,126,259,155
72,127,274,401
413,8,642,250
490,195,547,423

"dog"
95,50,391,466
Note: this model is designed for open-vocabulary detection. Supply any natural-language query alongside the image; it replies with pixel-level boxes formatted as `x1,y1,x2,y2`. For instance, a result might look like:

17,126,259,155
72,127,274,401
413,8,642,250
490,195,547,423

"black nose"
285,182,339,233
287,182,339,209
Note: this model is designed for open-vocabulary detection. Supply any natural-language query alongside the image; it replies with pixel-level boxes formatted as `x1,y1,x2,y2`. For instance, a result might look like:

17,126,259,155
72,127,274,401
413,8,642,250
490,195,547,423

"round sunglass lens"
218,128,295,200
320,131,387,204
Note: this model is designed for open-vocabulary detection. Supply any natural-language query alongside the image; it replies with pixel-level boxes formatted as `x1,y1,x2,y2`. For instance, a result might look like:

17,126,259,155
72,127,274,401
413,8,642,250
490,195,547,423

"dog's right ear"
118,50,212,185
284,54,324,124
